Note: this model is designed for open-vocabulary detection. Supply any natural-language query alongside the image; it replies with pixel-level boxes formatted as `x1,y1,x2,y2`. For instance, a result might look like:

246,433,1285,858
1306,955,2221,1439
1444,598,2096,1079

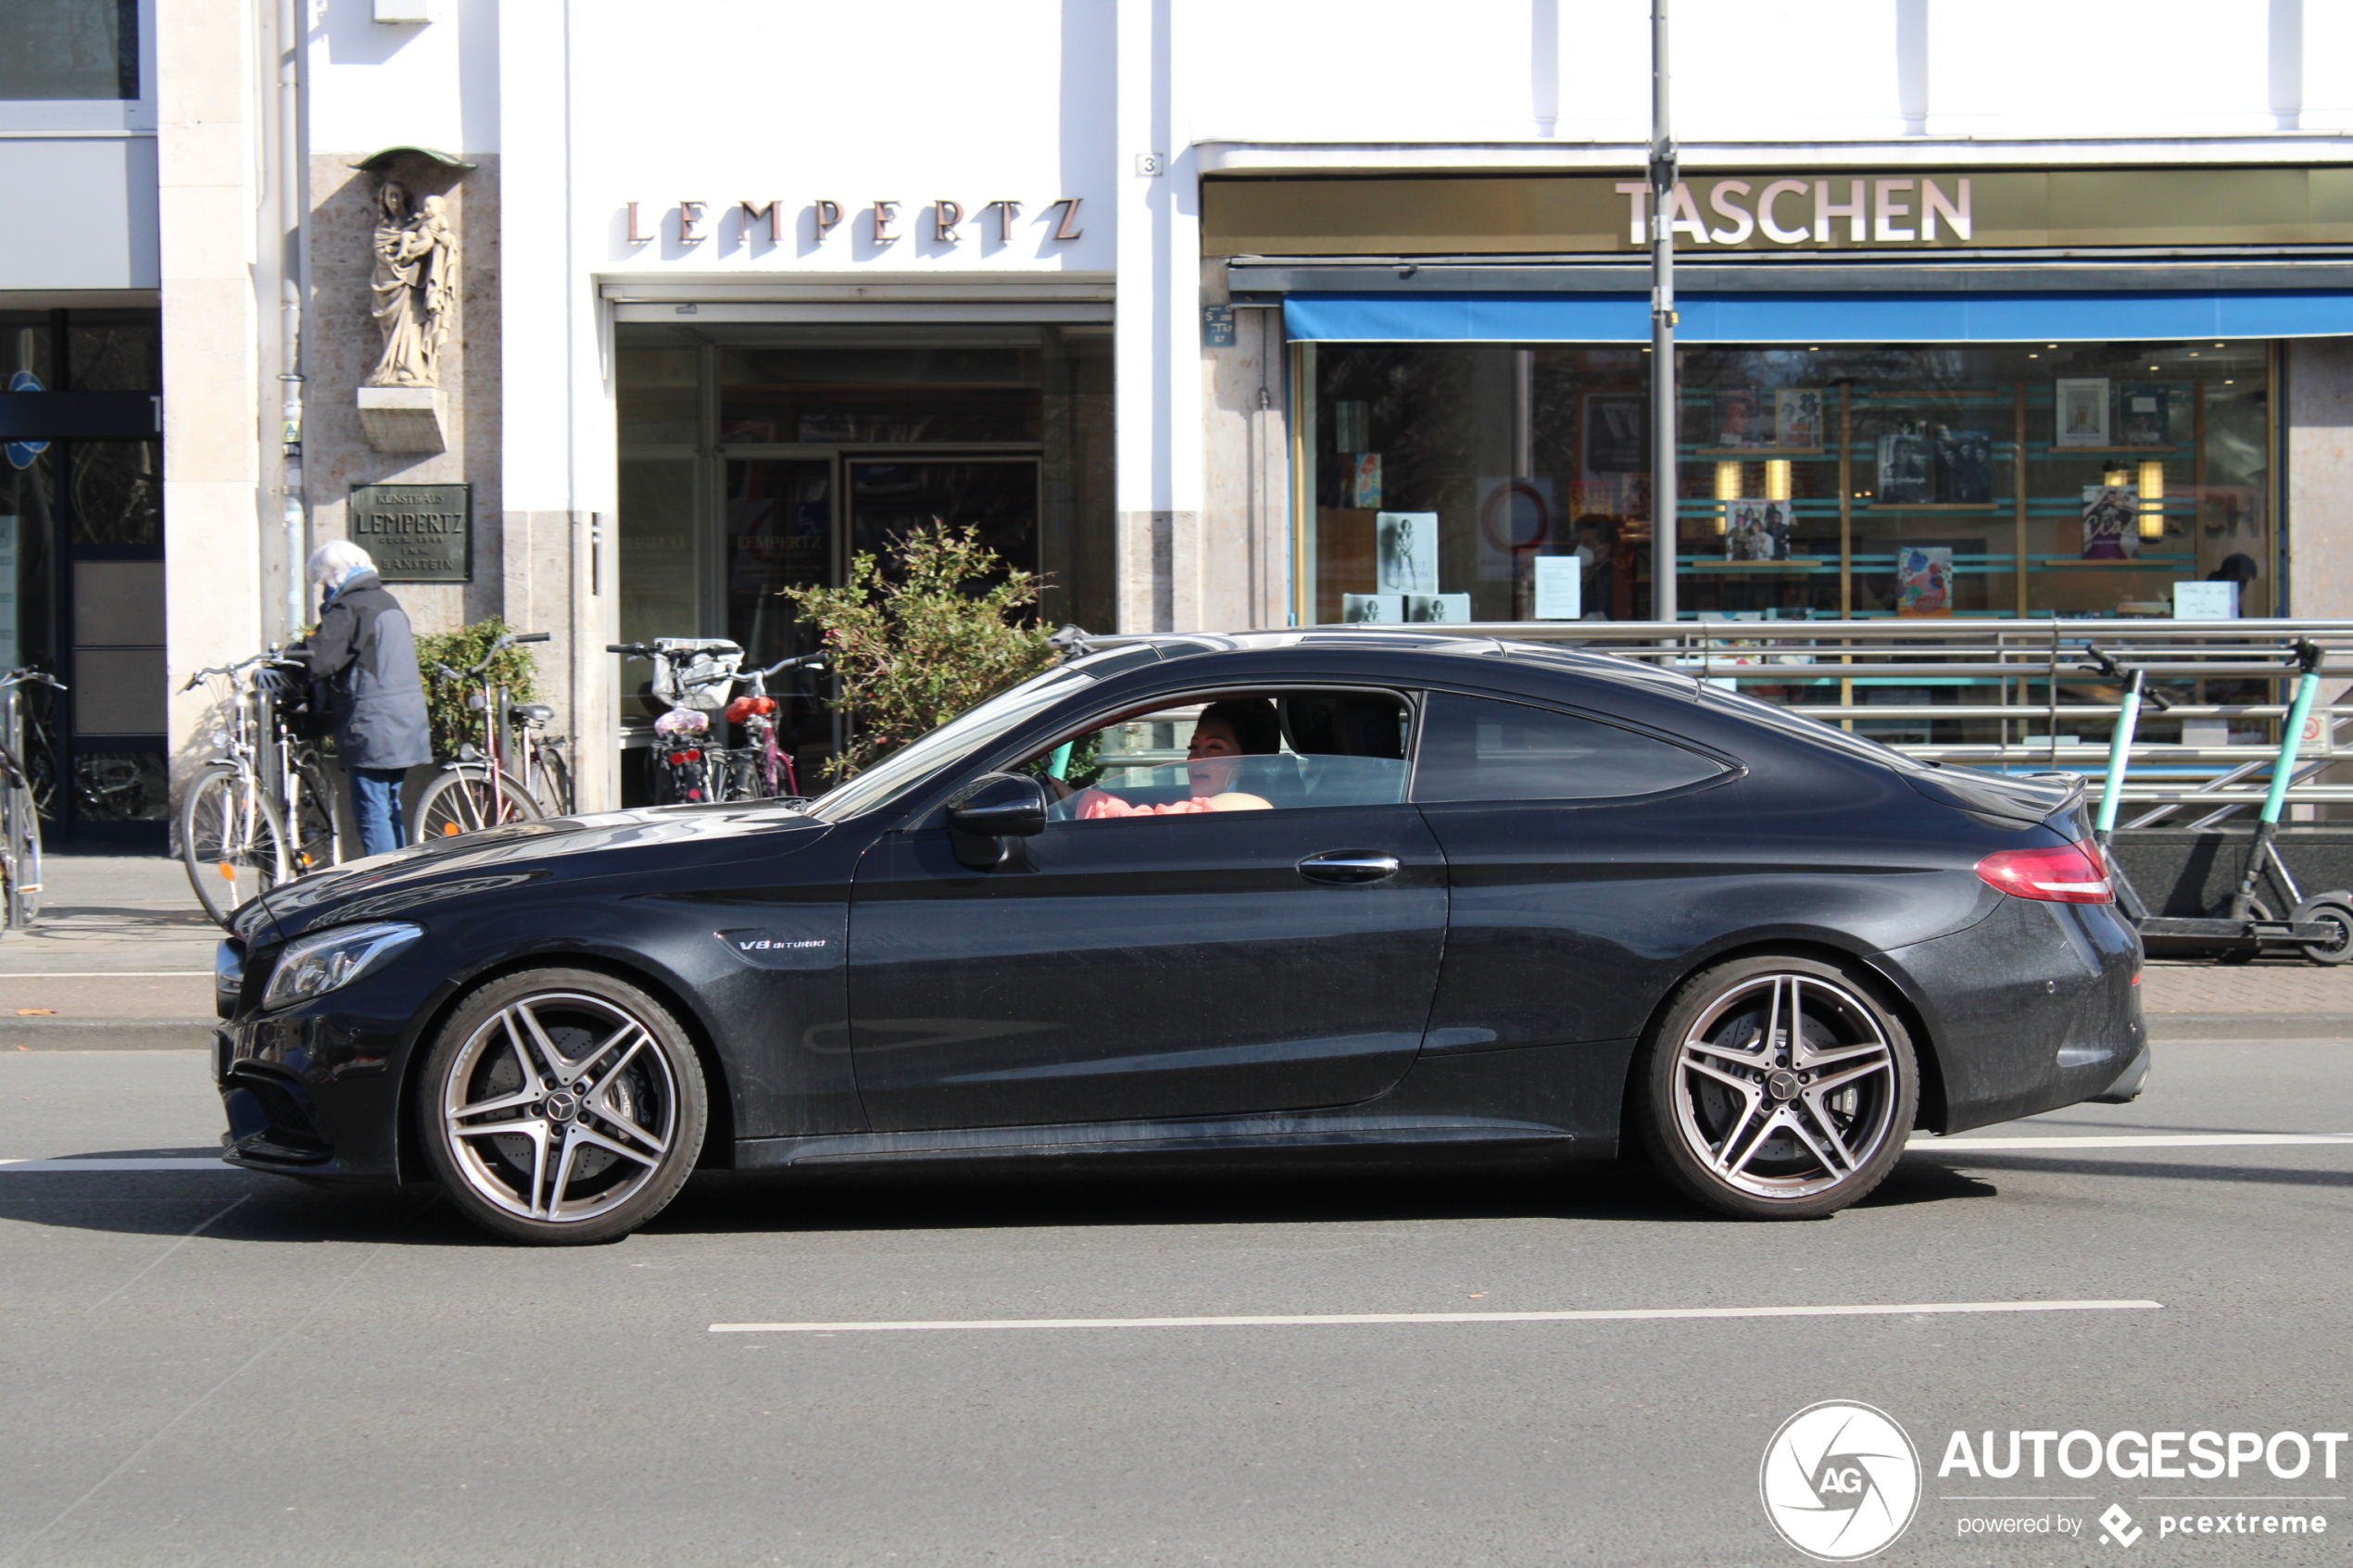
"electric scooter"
2085,640,2353,965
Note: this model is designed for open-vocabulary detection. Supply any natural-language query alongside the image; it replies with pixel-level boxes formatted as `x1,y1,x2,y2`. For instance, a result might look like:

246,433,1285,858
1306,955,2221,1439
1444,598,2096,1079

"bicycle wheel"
290,758,342,875
182,768,290,927
410,767,544,842
533,747,574,817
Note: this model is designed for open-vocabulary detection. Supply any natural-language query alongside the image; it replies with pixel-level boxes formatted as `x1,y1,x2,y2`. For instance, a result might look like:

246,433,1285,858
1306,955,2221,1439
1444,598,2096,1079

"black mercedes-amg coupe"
214,631,2145,1243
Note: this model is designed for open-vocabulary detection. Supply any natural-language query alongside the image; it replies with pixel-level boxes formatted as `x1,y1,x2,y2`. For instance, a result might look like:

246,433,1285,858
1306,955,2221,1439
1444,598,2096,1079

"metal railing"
1390,618,2353,828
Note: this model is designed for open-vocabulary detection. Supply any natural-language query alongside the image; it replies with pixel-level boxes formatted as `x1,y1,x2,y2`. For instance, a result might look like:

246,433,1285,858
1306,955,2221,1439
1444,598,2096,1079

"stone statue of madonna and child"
364,180,459,389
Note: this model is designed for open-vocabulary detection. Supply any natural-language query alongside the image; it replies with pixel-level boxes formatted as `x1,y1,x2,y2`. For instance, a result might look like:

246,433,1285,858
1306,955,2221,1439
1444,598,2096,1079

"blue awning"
1281,289,2353,344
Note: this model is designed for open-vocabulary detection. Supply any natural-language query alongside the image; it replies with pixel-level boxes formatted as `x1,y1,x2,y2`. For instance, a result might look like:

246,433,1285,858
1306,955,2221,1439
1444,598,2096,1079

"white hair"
307,539,373,587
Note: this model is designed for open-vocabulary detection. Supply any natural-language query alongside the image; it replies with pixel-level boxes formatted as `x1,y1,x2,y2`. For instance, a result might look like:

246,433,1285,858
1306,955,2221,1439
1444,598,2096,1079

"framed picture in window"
2056,378,2110,447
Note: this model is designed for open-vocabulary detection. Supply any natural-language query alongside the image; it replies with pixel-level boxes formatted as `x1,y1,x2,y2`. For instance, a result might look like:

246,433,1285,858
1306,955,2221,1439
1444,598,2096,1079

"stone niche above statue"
351,146,474,455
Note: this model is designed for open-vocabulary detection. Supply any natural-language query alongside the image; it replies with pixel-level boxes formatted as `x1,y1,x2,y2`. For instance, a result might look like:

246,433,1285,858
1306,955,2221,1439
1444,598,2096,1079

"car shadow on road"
62,1143,2340,1248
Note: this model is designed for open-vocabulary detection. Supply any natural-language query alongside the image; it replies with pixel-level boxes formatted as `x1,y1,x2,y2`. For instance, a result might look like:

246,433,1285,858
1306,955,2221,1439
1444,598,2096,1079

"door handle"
1297,851,1400,885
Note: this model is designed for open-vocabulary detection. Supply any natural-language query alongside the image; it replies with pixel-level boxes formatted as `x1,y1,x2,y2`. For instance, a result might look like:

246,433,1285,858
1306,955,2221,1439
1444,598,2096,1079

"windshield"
809,662,1102,822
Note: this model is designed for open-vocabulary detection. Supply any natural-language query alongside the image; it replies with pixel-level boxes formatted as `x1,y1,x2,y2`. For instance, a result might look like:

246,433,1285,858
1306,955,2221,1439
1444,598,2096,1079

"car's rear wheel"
1635,956,1917,1220
420,969,706,1245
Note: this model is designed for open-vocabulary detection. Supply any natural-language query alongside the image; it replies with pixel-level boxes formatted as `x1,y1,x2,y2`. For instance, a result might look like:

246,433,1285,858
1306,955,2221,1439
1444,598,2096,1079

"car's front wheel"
1635,956,1917,1220
420,969,707,1244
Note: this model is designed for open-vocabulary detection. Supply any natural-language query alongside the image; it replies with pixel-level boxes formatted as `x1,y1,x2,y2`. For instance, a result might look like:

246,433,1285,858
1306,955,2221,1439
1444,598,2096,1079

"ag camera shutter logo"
1760,1401,1922,1561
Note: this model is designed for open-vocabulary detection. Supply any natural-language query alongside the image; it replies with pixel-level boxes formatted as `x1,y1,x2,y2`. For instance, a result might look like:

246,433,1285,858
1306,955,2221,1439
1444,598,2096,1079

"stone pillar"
158,0,266,826
2288,338,2353,620
305,154,504,639
1198,257,1290,630
1114,0,1203,633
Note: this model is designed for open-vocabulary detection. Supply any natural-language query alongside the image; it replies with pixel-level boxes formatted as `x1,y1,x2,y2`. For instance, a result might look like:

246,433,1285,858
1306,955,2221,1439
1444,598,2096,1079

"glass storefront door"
616,321,1111,785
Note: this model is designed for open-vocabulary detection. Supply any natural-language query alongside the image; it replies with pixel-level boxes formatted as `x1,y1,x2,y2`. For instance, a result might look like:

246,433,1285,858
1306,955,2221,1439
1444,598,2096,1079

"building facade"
16,0,2353,826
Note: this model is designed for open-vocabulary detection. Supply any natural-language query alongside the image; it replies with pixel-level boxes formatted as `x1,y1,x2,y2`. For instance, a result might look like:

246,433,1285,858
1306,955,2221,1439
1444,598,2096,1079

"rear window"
1412,693,1728,804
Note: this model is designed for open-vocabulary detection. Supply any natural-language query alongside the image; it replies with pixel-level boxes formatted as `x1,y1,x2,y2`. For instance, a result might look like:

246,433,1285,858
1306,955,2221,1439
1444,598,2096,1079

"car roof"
1063,628,1704,700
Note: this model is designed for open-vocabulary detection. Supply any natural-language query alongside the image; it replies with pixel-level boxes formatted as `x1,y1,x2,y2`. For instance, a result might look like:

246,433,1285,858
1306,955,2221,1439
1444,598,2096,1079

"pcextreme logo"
1760,1401,1923,1562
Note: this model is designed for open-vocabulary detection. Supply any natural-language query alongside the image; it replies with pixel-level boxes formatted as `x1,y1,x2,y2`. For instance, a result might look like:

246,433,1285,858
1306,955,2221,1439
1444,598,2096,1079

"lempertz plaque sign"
349,482,471,583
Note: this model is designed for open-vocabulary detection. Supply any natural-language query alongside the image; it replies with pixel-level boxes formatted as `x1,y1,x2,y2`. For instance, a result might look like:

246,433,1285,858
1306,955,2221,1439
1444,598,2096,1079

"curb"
2145,1013,2353,1041
0,1019,214,1051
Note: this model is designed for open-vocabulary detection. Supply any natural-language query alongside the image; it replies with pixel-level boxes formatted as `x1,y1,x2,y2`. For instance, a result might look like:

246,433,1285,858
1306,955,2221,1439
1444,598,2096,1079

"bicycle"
719,653,824,802
180,651,330,926
409,632,552,840
508,697,573,818
609,639,741,805
0,667,64,931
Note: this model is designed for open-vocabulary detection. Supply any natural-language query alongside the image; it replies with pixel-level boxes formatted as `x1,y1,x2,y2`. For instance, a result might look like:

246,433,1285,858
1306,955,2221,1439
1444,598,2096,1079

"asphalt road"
0,1039,2347,1567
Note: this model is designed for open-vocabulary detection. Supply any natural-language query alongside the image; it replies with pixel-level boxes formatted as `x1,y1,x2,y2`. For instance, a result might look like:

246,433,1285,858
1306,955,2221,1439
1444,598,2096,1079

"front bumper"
214,959,443,1184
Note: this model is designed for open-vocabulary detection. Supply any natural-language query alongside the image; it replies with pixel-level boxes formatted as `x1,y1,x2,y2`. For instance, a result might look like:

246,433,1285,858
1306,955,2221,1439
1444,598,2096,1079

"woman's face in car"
1187,716,1244,795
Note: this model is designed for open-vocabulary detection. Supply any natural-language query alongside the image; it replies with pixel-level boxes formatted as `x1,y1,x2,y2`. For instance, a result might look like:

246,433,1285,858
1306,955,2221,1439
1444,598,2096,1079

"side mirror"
945,772,1048,869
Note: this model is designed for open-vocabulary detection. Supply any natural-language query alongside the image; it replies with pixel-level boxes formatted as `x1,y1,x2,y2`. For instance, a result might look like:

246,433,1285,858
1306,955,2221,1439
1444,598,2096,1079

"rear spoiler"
1904,768,2086,832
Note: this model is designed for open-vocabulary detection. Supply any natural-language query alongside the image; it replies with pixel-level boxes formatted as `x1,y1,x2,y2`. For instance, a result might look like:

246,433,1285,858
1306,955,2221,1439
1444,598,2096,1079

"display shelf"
1857,502,2005,512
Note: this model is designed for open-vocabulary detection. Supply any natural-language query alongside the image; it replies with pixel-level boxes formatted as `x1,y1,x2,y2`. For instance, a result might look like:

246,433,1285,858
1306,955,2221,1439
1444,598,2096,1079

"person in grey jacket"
303,541,433,857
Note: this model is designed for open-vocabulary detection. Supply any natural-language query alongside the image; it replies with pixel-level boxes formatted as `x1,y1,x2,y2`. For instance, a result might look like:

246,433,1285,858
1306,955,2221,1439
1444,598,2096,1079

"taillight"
667,749,701,766
1975,840,2115,904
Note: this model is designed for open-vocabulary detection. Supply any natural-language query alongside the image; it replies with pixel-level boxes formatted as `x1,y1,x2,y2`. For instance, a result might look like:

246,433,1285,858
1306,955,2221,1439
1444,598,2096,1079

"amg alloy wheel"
1638,957,1917,1220
421,970,706,1244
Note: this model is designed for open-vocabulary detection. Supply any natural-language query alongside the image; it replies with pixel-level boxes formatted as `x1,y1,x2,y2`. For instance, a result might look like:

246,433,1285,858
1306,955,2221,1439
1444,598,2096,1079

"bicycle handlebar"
0,668,66,694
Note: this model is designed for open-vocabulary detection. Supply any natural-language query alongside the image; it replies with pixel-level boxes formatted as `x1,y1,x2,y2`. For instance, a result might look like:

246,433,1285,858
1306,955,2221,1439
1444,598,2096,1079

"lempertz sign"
349,482,471,583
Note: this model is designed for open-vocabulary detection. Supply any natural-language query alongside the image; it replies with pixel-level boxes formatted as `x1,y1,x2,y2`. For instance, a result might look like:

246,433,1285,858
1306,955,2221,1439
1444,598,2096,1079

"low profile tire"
2294,898,2353,966
1634,956,1918,1221
420,968,707,1245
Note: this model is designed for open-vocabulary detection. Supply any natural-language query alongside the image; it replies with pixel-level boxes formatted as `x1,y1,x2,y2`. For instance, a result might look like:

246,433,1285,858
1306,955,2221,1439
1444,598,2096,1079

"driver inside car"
1052,697,1280,819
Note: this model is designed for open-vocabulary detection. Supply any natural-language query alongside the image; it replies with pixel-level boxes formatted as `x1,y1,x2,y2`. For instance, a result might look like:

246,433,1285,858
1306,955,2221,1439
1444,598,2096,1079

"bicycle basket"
650,638,742,713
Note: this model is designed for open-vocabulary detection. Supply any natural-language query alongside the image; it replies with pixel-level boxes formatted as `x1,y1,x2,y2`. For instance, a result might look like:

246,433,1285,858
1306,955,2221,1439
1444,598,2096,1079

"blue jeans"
350,768,408,858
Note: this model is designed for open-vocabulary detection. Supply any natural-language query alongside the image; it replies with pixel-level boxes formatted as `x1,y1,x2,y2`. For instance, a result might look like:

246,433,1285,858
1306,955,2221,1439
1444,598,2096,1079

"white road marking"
0,971,214,978
1917,1133,2353,1151
0,1158,233,1173
710,1299,2161,1335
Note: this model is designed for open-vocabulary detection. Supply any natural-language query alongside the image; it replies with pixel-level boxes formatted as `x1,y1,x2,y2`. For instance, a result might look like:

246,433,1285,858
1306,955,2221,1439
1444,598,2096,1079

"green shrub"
784,524,1055,782
412,617,541,762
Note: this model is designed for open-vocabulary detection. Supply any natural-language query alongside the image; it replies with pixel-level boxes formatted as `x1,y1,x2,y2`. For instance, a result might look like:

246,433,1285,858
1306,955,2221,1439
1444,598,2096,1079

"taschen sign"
1202,165,2353,257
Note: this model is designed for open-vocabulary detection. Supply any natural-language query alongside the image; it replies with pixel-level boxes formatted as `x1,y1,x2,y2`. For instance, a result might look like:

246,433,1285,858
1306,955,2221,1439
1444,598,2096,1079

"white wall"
308,0,500,156
568,0,1114,275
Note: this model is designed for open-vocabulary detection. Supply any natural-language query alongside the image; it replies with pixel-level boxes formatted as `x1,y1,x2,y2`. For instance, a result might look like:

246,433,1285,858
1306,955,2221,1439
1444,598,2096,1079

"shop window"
0,0,139,99
1305,340,2274,627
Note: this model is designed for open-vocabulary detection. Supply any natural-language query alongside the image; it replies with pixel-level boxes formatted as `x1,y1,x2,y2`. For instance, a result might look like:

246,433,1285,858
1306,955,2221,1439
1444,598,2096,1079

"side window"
1411,692,1728,804
1019,690,1411,823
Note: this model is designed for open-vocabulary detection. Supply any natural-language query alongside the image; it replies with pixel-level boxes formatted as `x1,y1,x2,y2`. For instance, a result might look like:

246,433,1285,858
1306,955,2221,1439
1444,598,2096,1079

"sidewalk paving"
0,851,2343,1047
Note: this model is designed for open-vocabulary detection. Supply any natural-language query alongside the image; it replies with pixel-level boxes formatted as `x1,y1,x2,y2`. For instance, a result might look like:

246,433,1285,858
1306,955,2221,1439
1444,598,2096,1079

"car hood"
241,800,833,943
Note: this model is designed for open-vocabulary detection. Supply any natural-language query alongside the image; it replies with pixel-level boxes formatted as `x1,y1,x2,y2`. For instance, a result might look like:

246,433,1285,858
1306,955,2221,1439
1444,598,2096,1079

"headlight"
260,922,423,1011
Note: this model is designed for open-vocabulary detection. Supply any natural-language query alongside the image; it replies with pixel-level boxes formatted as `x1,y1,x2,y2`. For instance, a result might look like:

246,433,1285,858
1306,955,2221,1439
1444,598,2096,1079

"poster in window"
2056,379,2110,447
1724,498,1792,561
1475,477,1554,582
2119,385,2171,446
1345,454,1382,508
1375,511,1439,594
1895,546,1954,617
1934,429,1993,504
1404,593,1472,623
1875,433,1935,505
1581,393,1647,474
1342,592,1405,623
1715,389,1769,448
1774,388,1823,448
2081,484,2141,559
1532,554,1583,621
